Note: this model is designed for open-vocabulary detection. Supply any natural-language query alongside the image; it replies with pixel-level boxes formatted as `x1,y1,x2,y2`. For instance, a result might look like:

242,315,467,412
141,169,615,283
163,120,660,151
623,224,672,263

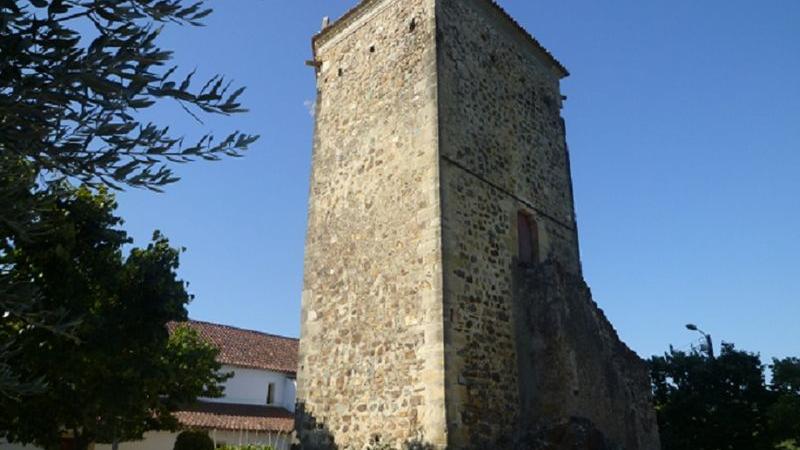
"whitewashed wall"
281,377,296,412
94,431,176,450
207,365,295,411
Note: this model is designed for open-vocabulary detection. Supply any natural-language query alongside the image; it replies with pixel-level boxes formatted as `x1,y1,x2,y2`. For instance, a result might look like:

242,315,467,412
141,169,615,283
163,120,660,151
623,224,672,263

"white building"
3,321,299,450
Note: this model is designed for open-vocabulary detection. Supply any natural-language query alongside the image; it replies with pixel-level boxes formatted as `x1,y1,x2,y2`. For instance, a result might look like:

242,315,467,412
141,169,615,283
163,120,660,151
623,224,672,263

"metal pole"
686,324,714,359
705,333,714,359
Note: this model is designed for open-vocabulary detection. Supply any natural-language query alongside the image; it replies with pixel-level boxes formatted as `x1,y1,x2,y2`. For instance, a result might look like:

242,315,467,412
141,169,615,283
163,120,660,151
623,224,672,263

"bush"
218,445,275,450
174,431,215,450
217,444,275,450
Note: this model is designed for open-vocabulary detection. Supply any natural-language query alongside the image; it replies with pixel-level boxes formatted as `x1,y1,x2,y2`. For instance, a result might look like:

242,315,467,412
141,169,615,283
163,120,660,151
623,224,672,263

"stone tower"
297,0,661,449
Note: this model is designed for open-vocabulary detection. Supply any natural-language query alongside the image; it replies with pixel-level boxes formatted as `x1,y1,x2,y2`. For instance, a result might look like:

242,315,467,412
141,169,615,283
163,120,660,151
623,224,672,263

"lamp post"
686,324,714,359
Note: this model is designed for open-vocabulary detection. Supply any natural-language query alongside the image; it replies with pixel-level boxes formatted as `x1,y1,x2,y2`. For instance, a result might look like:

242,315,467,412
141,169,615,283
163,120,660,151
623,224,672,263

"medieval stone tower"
297,0,661,449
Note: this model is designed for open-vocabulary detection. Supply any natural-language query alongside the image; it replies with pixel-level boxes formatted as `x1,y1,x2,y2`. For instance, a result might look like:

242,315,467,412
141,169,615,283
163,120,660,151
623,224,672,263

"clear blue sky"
116,0,800,362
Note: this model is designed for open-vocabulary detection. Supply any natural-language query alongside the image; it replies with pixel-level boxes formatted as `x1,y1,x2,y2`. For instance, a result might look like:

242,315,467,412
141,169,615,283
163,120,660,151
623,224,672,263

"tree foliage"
0,186,230,450
650,343,800,450
0,0,256,398
0,156,77,398
771,358,800,448
1,0,258,191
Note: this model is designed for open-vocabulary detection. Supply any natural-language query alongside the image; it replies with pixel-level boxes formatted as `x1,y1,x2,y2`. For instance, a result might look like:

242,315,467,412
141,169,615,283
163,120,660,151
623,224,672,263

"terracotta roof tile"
174,401,294,433
169,321,299,375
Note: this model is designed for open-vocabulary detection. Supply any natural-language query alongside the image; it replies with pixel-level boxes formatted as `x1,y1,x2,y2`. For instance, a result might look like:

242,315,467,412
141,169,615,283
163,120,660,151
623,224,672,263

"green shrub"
217,445,275,450
174,431,215,450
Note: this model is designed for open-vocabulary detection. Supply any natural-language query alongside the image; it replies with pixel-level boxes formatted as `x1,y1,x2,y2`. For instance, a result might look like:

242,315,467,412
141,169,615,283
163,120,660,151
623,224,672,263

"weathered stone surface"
297,0,660,449
298,0,445,448
513,418,615,450
512,262,660,450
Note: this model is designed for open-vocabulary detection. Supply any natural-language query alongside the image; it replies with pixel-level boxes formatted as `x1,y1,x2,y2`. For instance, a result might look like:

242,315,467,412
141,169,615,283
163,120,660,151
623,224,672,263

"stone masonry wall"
436,0,582,446
298,0,446,448
300,0,660,448
436,0,659,448
437,0,581,273
513,261,661,449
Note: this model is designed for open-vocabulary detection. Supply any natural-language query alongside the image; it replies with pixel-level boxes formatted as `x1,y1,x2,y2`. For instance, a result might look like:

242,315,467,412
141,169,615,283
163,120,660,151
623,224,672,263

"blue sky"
116,0,800,362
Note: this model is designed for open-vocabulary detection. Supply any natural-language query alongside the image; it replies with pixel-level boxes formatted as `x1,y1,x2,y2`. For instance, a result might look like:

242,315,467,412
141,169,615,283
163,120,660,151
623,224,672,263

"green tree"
770,358,800,449
0,186,230,450
0,157,66,397
650,344,800,450
0,0,256,397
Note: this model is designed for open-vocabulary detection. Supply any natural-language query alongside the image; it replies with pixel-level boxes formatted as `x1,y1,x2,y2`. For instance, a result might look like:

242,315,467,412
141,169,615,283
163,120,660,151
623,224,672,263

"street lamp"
686,324,714,359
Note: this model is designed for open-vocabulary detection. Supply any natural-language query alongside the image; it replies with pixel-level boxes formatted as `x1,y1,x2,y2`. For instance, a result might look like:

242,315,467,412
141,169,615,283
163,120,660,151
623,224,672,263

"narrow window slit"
266,382,275,405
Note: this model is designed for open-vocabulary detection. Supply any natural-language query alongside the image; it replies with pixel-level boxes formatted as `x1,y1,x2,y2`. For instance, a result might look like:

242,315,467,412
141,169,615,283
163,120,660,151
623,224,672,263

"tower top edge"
311,0,569,78
312,0,389,50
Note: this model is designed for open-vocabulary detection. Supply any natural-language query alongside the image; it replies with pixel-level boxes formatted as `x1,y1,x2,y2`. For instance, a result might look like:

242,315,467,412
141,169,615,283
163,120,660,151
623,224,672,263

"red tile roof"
169,320,299,375
174,401,294,433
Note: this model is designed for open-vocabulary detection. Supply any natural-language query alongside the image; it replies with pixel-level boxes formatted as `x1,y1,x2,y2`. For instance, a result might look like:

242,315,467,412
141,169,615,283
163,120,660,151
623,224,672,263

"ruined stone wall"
513,261,661,449
436,0,581,446
297,0,446,447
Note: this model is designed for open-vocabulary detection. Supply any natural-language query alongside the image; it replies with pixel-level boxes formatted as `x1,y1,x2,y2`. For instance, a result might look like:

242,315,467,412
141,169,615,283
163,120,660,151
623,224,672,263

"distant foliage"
650,343,800,450
218,445,275,450
174,431,215,450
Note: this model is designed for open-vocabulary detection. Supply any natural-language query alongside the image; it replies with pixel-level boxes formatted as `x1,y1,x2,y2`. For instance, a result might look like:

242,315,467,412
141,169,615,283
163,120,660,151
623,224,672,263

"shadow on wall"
455,418,616,450
295,405,614,450
512,417,617,450
294,403,436,450
294,403,336,450
296,388,616,450
511,259,660,449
